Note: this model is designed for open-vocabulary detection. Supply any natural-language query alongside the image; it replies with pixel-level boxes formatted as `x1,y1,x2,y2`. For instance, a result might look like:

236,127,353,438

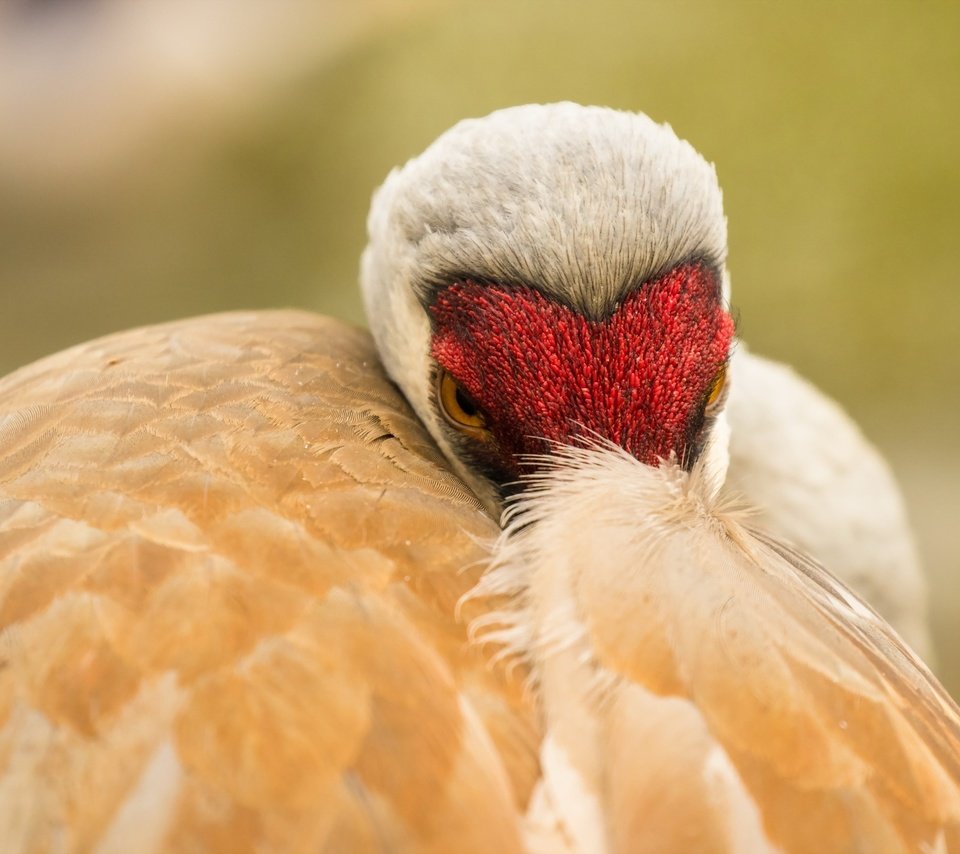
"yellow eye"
437,369,490,439
706,364,728,409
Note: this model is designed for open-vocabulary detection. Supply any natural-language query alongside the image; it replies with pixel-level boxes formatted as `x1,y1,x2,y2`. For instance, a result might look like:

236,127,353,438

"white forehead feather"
360,103,729,508
364,102,726,311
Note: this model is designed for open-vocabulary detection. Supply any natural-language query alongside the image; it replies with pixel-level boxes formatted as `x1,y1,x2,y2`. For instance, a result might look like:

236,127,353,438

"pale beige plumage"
0,103,957,853
472,445,960,851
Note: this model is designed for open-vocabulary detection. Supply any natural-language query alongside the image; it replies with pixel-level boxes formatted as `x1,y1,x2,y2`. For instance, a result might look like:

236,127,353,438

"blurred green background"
0,1,957,693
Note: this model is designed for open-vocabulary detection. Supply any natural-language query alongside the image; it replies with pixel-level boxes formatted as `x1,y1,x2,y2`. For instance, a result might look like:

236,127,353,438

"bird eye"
705,364,728,410
437,369,490,439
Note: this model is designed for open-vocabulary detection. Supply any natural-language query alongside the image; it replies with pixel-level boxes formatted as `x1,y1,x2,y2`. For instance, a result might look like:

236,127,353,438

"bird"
0,102,955,852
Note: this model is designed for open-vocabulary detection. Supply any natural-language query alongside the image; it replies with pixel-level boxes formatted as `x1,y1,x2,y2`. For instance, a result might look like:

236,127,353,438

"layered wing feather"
472,445,960,853
0,311,538,852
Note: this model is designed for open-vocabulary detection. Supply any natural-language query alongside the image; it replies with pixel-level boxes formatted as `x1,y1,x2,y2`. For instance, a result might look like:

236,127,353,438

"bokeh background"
0,0,957,693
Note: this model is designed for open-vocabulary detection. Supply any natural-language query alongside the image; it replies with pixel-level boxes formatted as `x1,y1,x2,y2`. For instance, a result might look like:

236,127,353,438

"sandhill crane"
0,103,955,852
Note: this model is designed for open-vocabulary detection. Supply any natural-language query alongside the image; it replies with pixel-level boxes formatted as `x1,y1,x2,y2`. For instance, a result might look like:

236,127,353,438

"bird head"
362,103,734,512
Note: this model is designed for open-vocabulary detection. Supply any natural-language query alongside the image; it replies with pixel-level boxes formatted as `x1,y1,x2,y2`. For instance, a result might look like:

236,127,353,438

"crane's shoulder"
0,310,535,852
725,347,930,656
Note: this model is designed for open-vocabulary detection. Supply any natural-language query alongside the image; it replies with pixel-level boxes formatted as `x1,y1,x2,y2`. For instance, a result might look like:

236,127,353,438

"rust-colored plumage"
0,311,537,852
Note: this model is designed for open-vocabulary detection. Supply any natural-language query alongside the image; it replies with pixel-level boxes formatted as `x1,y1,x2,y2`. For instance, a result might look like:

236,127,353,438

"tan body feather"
1,310,957,852
0,311,537,852
1,97,952,852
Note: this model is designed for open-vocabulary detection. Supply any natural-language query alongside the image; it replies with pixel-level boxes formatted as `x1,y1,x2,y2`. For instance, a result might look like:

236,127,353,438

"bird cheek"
675,406,718,470
451,423,524,486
